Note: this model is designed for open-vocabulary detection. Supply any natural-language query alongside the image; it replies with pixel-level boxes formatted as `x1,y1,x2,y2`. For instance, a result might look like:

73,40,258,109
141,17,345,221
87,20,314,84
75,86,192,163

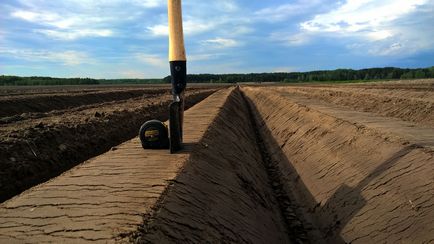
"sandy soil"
134,88,293,243
0,80,433,243
244,86,434,243
0,88,232,243
0,87,218,202
0,88,168,118
269,84,434,128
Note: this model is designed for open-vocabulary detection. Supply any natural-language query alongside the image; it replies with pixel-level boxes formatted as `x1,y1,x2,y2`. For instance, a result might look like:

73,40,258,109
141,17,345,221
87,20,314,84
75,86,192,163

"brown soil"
0,89,167,119
133,88,294,243
0,88,232,243
269,84,434,128
1,81,433,243
0,86,217,120
244,86,434,243
0,88,218,202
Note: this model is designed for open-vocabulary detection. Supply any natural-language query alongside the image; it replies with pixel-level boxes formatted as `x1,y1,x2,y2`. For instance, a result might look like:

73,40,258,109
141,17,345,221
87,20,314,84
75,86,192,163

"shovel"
139,0,186,153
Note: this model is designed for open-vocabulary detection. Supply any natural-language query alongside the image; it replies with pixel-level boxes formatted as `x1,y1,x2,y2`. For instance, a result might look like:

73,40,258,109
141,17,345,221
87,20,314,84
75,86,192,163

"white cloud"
189,53,223,62
370,42,403,56
202,38,240,48
132,0,164,8
16,0,163,9
135,53,166,67
0,48,91,65
10,8,114,40
295,0,434,56
301,0,428,33
119,69,146,78
366,30,393,41
147,24,168,36
8,0,165,41
11,10,108,30
145,0,250,39
35,29,113,40
270,32,311,46
219,0,239,12
255,0,323,22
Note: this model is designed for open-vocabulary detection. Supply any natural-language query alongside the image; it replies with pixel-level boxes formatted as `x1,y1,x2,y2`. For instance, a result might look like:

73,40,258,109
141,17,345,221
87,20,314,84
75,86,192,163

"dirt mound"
0,89,216,202
133,88,293,243
244,87,434,243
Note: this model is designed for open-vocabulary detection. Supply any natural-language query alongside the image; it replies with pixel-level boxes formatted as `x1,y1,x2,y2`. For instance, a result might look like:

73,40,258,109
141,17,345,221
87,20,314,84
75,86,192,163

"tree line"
0,76,164,86
2,66,433,86
163,66,434,83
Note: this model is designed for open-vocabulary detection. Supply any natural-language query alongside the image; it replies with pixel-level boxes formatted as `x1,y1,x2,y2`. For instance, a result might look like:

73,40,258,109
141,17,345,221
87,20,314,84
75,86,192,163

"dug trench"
131,86,433,243
0,89,216,202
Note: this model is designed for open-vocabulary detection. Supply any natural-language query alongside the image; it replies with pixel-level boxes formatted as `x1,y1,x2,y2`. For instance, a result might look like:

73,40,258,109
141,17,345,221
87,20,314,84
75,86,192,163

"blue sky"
1,0,433,78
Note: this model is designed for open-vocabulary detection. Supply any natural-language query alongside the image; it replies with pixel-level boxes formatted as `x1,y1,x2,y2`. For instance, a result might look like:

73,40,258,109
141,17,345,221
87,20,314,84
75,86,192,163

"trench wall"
135,88,291,243
243,87,434,243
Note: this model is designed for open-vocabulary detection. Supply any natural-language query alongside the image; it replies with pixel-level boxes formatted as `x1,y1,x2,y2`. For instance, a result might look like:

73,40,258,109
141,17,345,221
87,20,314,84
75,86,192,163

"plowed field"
1,80,433,243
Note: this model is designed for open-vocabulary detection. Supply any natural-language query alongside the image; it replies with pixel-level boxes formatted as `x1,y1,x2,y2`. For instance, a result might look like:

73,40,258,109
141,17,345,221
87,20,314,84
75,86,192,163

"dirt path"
0,88,232,242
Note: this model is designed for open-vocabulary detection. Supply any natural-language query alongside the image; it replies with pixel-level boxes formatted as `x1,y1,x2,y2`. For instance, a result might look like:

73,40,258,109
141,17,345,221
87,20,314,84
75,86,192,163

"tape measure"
139,120,169,149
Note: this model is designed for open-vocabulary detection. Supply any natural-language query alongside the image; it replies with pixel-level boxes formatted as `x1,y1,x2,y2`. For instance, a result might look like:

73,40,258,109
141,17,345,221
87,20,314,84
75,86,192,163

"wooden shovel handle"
168,0,186,61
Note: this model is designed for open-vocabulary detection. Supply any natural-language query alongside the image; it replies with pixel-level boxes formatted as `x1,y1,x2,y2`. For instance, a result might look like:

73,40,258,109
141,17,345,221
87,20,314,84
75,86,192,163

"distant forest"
163,66,434,84
0,76,164,86
1,67,434,86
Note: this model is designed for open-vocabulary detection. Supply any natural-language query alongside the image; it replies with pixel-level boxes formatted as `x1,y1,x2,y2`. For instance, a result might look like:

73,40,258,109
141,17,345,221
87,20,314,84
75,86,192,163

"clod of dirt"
35,122,44,129
58,144,67,152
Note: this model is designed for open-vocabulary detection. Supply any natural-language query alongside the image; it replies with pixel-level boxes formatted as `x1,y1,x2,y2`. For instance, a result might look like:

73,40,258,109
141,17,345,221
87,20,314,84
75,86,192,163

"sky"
0,0,433,79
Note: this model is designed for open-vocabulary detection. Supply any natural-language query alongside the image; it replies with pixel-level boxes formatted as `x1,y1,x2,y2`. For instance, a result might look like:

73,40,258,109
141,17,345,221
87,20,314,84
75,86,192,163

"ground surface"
0,84,220,202
0,80,433,243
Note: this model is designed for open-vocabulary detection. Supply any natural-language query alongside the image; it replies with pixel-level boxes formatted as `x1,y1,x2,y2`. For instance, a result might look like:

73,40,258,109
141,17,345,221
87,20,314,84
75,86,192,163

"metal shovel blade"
169,101,182,153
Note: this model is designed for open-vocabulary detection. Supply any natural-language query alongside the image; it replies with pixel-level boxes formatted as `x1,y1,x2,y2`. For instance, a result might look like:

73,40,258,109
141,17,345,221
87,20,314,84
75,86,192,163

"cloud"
119,69,146,79
202,38,240,48
0,48,91,65
270,32,311,46
300,0,429,33
0,30,5,40
35,29,113,40
132,0,164,8
366,30,393,41
10,8,114,40
147,25,168,37
16,0,163,9
145,0,248,38
294,0,434,56
254,0,323,22
8,0,165,41
135,53,166,67
189,53,224,62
